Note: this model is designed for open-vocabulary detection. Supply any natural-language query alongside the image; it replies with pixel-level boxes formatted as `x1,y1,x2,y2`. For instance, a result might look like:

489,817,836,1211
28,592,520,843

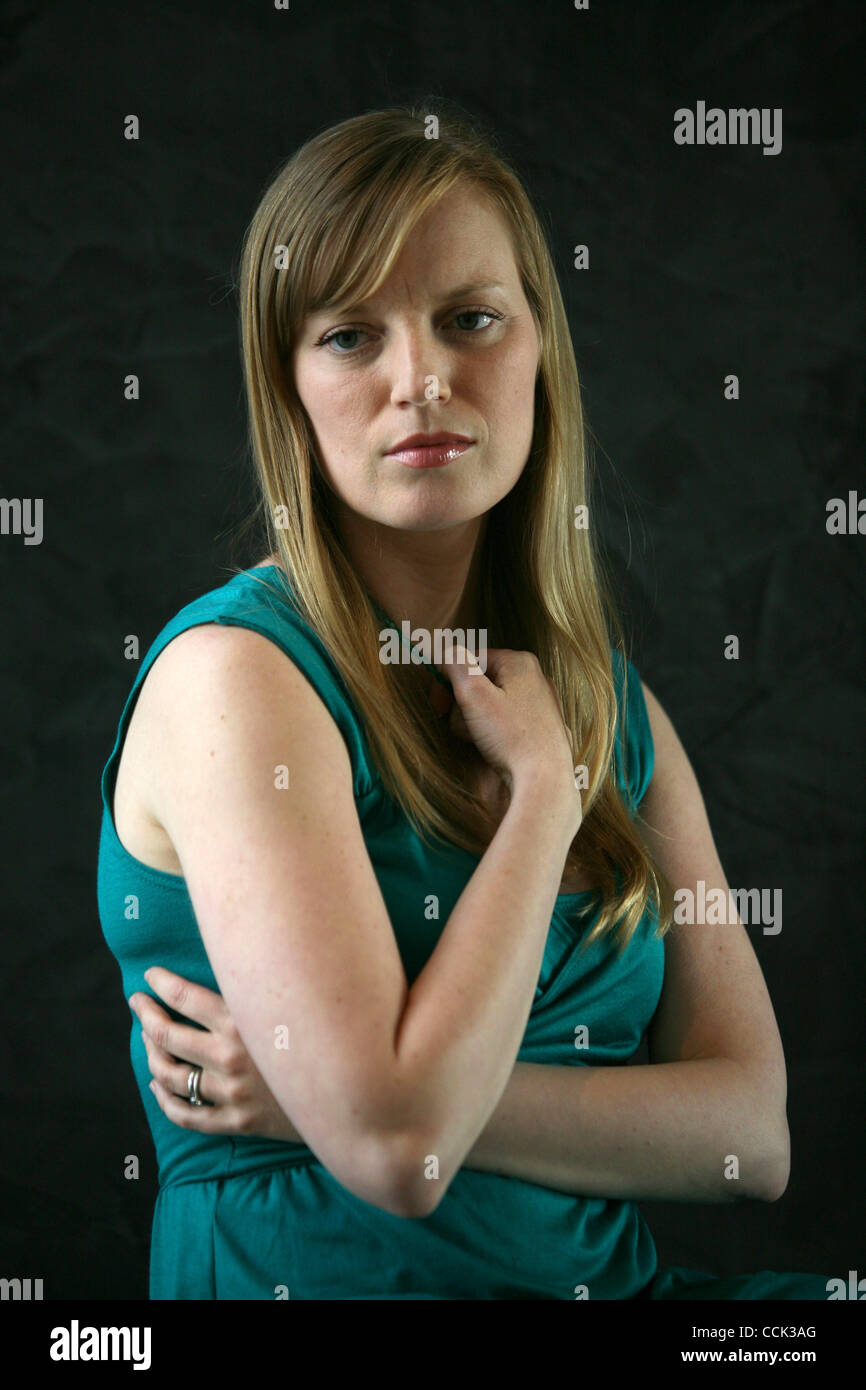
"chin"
385,512,463,533
394,495,489,531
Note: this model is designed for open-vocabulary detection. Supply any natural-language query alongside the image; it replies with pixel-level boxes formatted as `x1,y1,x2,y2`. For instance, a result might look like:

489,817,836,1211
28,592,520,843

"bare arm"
458,678,791,1205
149,626,580,1218
388,772,580,1205
462,1058,787,1202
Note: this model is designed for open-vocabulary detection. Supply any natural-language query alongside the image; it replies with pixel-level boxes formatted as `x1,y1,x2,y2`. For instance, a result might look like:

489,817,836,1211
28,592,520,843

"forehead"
303,188,521,320
392,191,514,271
310,277,510,317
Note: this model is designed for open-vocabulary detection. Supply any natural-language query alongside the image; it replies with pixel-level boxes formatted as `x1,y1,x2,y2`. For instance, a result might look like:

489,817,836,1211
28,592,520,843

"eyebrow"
311,280,509,318
436,279,508,299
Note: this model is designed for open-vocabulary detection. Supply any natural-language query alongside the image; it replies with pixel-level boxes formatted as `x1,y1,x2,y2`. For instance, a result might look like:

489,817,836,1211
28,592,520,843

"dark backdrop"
1,0,863,1299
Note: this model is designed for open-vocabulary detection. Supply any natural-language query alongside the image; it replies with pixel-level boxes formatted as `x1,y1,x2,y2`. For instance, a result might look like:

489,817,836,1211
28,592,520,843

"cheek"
299,369,372,446
486,345,537,479
486,335,538,411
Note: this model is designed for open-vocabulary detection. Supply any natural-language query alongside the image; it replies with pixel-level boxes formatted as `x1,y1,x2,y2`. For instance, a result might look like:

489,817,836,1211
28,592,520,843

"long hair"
230,101,674,954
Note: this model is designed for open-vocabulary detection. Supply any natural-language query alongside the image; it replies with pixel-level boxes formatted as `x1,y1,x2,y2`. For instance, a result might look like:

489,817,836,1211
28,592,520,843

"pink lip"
387,432,473,452
387,439,474,468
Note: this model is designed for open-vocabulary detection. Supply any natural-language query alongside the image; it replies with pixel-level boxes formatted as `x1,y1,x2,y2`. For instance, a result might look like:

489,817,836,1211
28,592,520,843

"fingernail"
128,996,138,1011
149,1080,156,1093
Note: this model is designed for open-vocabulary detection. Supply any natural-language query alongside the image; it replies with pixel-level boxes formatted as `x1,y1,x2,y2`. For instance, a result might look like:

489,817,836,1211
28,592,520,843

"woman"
98,104,830,1299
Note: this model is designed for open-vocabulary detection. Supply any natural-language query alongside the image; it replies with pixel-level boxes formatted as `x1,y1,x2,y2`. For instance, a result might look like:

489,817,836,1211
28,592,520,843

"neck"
331,502,488,637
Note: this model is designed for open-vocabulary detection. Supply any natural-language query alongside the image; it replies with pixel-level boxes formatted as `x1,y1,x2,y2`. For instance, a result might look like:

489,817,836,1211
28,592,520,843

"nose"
388,324,452,407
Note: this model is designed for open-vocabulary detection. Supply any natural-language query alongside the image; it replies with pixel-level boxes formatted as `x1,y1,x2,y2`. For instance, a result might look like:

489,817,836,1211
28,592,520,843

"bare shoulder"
122,624,278,778
113,620,347,873
112,626,250,873
141,618,329,718
144,618,280,691
146,620,350,779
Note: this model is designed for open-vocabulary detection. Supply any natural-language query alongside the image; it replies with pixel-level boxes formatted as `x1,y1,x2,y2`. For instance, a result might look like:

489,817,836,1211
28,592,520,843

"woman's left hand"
128,966,304,1144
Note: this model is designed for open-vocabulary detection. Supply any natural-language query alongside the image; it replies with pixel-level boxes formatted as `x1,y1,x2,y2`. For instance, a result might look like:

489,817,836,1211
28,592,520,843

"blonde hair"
230,101,674,954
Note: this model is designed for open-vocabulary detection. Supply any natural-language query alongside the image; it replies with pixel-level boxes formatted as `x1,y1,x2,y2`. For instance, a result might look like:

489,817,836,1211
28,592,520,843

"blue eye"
451,309,497,332
322,328,365,353
316,307,502,356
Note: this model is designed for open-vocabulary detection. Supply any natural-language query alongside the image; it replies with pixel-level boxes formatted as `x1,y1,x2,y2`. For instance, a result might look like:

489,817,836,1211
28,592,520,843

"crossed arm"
136,680,790,1206
463,680,790,1204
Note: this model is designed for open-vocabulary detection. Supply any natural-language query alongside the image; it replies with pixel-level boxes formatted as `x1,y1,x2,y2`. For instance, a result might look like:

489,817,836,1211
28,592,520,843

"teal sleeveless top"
97,566,830,1300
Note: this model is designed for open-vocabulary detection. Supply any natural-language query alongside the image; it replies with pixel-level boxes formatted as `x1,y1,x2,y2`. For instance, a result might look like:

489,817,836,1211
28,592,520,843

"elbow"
295,1067,448,1217
374,1128,449,1220
752,1117,791,1203
354,1071,452,1218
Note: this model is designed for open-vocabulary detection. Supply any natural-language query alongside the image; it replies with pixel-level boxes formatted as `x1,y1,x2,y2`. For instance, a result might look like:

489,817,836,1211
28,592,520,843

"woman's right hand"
440,646,581,821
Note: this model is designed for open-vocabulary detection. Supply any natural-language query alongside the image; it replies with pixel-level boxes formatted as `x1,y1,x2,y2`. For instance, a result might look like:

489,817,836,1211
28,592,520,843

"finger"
149,1078,230,1134
431,642,486,688
142,1031,222,1107
140,966,228,1031
459,646,511,686
447,644,483,683
130,994,216,1071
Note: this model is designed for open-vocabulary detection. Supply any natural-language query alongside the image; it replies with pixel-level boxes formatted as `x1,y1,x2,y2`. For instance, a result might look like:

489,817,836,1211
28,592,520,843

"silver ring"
187,1066,204,1106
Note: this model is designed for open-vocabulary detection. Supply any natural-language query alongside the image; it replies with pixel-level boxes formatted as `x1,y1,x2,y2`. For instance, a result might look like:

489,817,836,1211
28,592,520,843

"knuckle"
232,1106,256,1135
169,979,189,1012
219,1042,244,1076
154,1060,172,1086
136,998,155,1028
216,990,232,1018
223,1017,242,1046
224,1076,247,1105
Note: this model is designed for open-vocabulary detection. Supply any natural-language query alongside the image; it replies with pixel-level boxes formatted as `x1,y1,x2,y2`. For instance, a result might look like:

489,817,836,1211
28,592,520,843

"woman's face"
290,183,541,534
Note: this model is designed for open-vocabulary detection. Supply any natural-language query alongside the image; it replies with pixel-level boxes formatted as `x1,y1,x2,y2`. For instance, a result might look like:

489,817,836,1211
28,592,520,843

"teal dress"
97,565,830,1300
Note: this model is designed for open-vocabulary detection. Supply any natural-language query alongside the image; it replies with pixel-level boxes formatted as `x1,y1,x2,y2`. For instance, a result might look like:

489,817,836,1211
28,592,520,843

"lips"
385,431,475,469
386,432,473,454
388,440,474,469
